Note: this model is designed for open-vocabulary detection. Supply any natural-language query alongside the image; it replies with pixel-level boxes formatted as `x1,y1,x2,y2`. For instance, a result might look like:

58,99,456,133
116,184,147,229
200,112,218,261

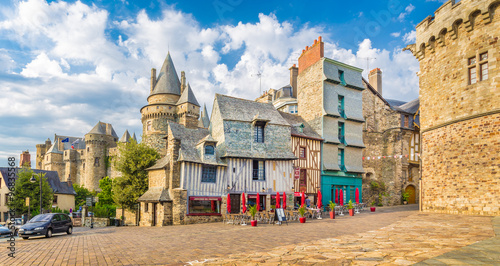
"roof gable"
177,83,200,106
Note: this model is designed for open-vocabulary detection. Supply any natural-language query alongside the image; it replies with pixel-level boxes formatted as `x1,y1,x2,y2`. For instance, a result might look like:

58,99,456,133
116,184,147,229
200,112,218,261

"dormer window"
205,145,215,155
254,121,266,143
339,70,346,86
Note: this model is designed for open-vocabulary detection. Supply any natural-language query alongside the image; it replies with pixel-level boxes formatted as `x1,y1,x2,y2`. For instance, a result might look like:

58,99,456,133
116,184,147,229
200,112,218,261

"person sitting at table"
305,196,311,208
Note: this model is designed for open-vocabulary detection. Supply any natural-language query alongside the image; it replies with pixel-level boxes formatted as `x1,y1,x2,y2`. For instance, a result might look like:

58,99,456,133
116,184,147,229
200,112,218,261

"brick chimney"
180,71,186,94
20,150,31,167
369,68,383,96
289,64,298,98
298,36,324,75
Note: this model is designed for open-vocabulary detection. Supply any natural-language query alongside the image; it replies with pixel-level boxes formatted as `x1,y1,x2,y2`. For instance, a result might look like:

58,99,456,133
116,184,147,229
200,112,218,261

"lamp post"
30,173,45,215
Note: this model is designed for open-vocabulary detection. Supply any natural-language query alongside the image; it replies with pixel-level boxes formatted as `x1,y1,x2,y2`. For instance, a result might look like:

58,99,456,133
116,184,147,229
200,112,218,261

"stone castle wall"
413,0,500,215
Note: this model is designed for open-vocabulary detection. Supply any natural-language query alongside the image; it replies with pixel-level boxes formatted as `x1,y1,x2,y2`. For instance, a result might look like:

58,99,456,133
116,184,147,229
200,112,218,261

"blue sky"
0,0,446,167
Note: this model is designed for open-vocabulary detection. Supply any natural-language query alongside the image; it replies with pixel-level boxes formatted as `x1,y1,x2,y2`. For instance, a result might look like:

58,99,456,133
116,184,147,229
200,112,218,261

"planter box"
349,209,354,216
370,207,376,212
251,220,257,227
299,217,306,223
329,211,335,219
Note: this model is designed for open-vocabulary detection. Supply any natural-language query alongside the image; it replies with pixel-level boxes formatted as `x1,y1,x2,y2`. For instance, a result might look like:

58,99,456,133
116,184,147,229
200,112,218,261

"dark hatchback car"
18,213,73,239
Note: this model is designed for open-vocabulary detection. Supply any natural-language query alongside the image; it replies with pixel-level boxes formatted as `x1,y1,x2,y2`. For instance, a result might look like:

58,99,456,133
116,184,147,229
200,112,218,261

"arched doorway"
405,185,416,204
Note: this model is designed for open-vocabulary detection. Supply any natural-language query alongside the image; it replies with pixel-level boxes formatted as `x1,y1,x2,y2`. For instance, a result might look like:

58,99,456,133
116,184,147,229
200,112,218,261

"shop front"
320,172,362,207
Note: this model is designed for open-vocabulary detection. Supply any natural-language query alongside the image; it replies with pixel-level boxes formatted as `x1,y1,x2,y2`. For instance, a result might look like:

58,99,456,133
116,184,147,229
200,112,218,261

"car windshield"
28,214,52,223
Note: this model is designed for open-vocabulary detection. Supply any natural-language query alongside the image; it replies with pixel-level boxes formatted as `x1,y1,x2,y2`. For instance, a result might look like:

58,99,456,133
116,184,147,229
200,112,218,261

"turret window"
468,52,488,84
254,121,266,143
94,157,100,167
147,121,152,131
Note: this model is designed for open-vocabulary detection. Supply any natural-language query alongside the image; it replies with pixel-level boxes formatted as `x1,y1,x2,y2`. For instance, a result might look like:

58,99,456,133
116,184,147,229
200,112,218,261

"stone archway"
405,185,416,204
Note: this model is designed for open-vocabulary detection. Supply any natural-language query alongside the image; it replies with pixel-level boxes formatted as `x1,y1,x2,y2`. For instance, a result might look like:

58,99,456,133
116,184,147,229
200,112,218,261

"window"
338,149,345,171
94,157,100,167
201,165,217,183
83,163,85,170
404,115,409,127
338,122,345,144
254,122,265,143
338,95,345,118
189,197,221,214
338,70,346,85
289,105,298,114
469,52,488,84
252,160,265,181
147,121,152,131
144,202,148,212
299,146,306,158
87,147,89,152
53,195,58,204
5,194,8,206
205,145,215,155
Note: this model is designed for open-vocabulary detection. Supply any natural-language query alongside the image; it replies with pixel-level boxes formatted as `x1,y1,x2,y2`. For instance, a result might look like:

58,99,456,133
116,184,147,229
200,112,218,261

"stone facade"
362,77,420,206
405,0,500,215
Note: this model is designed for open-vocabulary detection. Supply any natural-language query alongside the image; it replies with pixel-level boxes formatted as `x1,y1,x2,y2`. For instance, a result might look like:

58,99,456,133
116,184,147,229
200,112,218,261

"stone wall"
411,0,500,215
116,208,137,226
83,218,109,227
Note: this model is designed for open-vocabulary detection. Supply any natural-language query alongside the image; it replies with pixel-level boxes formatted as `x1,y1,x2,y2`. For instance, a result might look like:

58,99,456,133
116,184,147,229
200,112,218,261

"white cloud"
398,4,415,21
403,30,416,44
391,32,401,38
21,52,66,78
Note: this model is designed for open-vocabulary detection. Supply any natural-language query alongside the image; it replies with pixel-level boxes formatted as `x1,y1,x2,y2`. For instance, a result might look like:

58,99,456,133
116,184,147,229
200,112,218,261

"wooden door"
299,169,307,193
405,185,416,204
230,194,241,214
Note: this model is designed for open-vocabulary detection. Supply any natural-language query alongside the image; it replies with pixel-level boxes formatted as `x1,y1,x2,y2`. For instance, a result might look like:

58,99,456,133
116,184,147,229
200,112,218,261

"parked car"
0,224,12,238
69,212,82,219
11,218,24,235
18,213,73,240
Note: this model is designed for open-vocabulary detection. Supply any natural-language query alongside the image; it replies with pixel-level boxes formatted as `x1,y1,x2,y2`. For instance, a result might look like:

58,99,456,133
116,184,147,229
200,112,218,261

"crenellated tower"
404,0,500,216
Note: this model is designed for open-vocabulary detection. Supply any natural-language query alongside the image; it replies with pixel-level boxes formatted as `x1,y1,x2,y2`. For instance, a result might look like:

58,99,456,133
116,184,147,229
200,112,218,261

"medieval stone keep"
404,0,500,216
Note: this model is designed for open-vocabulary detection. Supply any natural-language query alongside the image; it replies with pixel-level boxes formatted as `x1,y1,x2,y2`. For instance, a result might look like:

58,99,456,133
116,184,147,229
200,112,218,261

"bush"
93,204,116,218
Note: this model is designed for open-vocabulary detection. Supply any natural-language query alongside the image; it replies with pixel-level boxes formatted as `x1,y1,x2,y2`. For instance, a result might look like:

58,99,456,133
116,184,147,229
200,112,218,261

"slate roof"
201,104,210,128
278,111,323,140
397,99,419,114
46,140,63,154
87,121,119,139
386,99,407,107
275,85,294,99
362,78,419,115
214,94,290,126
0,168,76,195
151,53,181,96
132,132,137,142
177,83,200,106
119,130,131,142
138,187,171,202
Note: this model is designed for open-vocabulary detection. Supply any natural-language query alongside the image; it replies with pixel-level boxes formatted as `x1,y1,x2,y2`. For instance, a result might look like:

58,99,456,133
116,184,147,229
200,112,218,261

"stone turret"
177,83,200,129
84,122,109,192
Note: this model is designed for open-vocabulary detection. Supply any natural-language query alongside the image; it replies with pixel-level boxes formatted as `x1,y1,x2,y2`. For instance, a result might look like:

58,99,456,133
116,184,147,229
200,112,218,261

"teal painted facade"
320,171,362,207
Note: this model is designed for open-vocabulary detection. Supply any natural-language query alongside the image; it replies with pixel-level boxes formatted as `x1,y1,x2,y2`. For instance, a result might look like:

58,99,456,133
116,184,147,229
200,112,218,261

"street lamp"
30,173,45,215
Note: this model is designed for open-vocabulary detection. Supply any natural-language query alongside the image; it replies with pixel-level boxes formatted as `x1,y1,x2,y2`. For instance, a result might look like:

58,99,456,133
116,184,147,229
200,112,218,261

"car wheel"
22,237,29,240
67,226,72,235
46,228,52,238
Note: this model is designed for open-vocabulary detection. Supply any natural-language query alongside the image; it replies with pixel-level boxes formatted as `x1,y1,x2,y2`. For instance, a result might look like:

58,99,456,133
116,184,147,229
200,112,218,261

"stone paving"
0,205,496,265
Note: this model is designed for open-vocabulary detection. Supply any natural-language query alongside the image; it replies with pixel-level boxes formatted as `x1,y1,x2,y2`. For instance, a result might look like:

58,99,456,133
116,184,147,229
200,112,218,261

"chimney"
289,64,298,98
369,68,383,96
180,71,186,94
298,36,324,74
150,68,156,94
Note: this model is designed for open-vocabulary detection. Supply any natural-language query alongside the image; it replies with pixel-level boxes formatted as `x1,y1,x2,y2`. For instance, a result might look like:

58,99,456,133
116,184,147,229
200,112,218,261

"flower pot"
329,211,335,219
299,217,306,223
370,207,376,212
403,201,408,205
251,220,257,227
349,209,354,216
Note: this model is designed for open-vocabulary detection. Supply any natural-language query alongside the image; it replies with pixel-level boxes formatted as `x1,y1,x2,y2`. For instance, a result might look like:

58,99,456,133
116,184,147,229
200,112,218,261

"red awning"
190,196,222,201
294,192,301,197
247,194,258,199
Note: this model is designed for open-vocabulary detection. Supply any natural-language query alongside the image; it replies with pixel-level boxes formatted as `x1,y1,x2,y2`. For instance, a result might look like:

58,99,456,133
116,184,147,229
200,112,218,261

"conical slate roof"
47,140,62,154
132,132,137,142
151,53,181,96
119,130,131,142
177,83,200,106
88,121,106,135
202,104,210,128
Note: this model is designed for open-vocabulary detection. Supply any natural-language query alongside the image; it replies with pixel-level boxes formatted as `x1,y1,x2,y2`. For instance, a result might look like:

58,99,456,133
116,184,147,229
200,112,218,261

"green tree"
97,176,114,206
8,168,53,217
73,184,93,210
112,139,159,211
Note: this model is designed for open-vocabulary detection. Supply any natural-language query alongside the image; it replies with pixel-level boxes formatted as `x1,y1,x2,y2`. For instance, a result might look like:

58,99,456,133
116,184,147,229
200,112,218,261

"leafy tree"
112,139,159,211
73,184,94,210
97,176,114,206
8,168,53,216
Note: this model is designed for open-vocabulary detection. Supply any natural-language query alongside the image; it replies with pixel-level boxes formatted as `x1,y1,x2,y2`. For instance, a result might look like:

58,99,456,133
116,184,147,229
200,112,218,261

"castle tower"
177,83,200,129
19,150,31,168
405,0,500,216
35,138,51,169
44,140,64,174
141,53,182,154
84,122,108,191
